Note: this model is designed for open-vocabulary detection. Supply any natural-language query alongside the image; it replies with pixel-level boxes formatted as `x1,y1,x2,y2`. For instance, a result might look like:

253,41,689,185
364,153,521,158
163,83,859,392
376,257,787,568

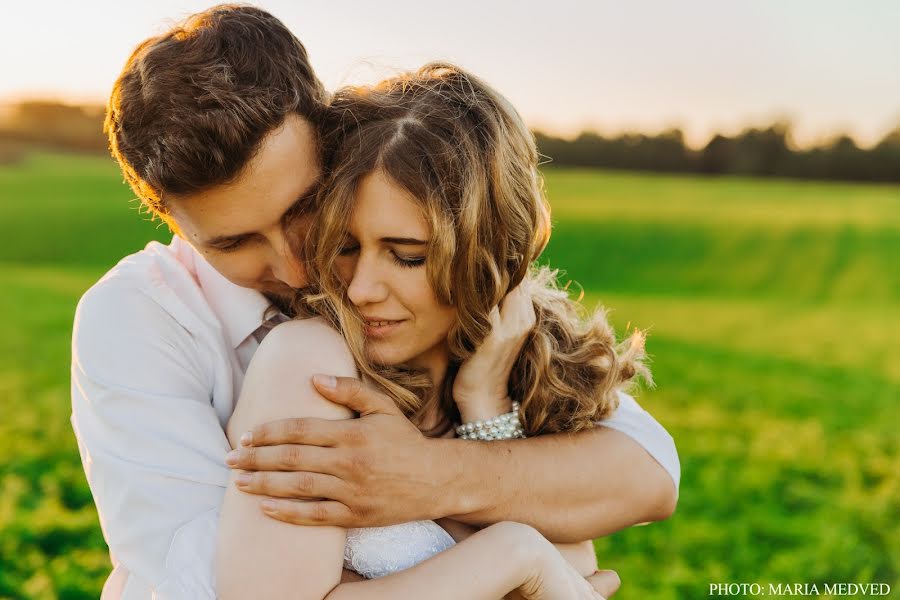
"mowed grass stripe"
543,167,900,229
542,222,900,303
584,292,900,385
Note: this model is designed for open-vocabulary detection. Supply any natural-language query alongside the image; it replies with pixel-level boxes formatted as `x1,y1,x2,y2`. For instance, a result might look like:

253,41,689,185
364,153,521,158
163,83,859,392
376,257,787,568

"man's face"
169,115,320,308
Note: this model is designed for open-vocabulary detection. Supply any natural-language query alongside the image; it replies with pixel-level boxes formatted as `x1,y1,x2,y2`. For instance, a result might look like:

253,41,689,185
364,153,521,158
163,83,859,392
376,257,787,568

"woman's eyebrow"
380,237,427,245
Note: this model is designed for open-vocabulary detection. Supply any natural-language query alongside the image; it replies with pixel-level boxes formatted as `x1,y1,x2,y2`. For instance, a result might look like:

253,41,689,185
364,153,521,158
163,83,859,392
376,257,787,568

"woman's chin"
365,346,409,368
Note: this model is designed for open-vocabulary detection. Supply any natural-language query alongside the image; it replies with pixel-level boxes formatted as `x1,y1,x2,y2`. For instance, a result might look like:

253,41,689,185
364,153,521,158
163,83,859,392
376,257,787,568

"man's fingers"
226,444,338,474
312,374,402,416
241,417,345,448
260,498,354,527
234,470,347,501
587,570,621,599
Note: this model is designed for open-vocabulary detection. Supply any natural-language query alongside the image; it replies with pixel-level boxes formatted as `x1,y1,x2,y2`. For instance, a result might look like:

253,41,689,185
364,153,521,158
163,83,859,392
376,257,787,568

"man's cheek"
214,256,265,288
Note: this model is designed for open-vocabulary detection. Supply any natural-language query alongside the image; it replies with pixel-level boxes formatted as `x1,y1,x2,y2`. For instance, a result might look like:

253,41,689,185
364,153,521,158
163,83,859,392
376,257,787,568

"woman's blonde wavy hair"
297,63,649,437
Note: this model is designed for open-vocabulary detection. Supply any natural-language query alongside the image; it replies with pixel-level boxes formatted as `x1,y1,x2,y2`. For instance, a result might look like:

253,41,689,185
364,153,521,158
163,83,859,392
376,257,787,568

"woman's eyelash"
336,245,424,267
392,253,425,268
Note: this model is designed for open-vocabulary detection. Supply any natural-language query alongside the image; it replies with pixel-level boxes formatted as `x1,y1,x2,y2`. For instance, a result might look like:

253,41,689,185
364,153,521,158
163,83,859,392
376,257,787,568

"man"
71,5,680,599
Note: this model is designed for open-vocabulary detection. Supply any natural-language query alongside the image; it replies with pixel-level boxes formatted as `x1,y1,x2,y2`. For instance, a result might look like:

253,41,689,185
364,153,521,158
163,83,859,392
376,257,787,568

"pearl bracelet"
456,401,526,440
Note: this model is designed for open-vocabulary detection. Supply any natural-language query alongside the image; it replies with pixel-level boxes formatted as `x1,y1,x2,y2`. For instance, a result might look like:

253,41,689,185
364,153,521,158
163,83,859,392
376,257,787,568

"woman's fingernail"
239,431,253,446
313,374,337,390
261,499,278,514
225,450,239,466
235,472,251,486
600,570,621,587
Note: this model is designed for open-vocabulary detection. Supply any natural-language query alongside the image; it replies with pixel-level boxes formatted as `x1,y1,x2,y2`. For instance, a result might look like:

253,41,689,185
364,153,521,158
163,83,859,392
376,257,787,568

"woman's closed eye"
392,251,425,268
338,243,360,257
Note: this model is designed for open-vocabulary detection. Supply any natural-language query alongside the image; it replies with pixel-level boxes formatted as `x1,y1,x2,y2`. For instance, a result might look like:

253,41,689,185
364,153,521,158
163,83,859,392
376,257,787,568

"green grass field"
1,153,897,599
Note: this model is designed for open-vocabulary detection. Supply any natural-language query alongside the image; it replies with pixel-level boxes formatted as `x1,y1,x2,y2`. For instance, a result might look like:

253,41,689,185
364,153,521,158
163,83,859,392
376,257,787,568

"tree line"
535,125,900,183
1,100,898,182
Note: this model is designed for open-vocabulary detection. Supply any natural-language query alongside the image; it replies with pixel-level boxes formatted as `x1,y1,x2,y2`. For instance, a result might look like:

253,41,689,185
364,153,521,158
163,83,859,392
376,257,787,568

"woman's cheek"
334,256,357,286
406,266,438,315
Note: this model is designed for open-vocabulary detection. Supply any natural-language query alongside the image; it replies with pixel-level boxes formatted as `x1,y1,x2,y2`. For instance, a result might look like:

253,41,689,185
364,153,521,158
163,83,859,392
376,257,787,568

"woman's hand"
503,522,620,600
453,283,536,422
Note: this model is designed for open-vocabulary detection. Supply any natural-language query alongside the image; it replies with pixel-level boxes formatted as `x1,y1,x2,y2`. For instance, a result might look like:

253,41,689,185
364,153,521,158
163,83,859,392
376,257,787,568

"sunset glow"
1,0,898,148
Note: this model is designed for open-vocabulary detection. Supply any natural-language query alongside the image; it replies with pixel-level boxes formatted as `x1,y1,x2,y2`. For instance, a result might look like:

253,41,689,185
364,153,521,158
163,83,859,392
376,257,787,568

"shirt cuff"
598,392,681,494
155,508,219,599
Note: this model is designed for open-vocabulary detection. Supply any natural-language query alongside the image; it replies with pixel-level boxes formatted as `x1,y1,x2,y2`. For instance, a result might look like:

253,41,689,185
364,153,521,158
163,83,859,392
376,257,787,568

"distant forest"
2,100,899,182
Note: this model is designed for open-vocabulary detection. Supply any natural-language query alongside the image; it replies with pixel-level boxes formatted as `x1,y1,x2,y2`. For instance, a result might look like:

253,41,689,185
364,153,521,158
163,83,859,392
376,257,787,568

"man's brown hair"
104,4,327,221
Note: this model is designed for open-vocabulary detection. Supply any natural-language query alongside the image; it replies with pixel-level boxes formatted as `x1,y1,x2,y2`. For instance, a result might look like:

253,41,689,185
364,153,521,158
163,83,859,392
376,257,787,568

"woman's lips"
364,319,405,338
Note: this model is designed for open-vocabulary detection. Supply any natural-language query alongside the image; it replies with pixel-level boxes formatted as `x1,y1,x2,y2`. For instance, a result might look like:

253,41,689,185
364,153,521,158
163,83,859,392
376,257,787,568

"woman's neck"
407,346,451,432
409,345,450,390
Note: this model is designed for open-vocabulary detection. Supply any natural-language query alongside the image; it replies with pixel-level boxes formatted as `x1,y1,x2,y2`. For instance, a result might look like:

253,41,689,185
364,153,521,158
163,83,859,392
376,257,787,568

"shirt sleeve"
597,391,680,494
71,282,227,599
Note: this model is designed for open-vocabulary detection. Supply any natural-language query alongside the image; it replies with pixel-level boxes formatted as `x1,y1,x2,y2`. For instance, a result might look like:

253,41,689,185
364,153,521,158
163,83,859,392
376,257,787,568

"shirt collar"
186,240,273,349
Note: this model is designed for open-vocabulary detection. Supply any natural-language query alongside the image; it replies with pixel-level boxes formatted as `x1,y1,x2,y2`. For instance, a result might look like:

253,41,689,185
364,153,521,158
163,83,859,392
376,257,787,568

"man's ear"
163,216,182,237
157,206,182,236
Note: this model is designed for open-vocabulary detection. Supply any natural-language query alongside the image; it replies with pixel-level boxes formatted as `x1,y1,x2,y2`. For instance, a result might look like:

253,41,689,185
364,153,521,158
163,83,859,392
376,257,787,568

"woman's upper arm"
217,318,357,600
228,318,358,439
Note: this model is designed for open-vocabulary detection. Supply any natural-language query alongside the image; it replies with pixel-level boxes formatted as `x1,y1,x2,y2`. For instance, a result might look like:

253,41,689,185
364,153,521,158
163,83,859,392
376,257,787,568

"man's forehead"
194,175,319,244
176,116,320,241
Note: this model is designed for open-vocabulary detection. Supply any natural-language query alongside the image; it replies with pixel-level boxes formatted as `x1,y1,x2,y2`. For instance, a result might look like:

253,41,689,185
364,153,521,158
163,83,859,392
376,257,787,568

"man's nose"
271,244,307,289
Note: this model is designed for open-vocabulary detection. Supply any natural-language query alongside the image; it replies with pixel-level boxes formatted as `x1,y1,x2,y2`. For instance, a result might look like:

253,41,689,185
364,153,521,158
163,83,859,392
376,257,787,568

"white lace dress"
343,520,457,579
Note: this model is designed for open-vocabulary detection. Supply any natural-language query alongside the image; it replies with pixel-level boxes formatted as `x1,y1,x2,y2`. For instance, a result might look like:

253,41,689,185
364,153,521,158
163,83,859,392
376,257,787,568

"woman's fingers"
234,469,348,501
488,305,502,330
498,283,536,339
586,570,621,598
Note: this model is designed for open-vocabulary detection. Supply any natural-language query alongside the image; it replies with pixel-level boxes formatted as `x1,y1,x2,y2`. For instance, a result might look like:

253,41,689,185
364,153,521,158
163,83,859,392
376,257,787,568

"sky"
1,0,898,148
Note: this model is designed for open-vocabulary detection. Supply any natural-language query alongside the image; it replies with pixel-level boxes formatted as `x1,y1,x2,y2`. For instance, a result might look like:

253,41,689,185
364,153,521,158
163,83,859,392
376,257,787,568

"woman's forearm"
436,427,677,542
324,522,539,600
438,518,598,577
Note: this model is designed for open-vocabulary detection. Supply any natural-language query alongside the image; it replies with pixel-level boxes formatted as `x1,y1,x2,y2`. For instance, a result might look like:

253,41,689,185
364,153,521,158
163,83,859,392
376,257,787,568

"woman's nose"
347,262,388,307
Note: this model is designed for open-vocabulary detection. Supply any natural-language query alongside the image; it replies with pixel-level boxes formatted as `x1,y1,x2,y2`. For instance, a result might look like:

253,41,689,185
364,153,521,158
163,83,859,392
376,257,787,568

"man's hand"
225,374,454,527
453,283,536,421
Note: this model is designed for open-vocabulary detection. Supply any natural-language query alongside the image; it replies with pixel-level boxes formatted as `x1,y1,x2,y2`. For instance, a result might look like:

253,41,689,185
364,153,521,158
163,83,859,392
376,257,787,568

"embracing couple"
71,5,680,599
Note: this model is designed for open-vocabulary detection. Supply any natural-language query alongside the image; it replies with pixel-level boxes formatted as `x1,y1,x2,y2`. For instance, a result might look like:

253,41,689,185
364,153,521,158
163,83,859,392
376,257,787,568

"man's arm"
229,378,679,543
436,424,677,542
71,283,227,598
444,390,679,540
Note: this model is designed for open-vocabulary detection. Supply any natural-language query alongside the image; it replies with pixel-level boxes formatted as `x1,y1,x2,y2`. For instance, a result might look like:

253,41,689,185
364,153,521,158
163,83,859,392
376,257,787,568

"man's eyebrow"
203,179,320,246
280,179,320,227
381,237,428,245
203,180,321,246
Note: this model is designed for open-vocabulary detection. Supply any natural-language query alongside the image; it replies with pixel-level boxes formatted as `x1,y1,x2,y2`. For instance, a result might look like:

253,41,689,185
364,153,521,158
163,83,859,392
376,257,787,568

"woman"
217,64,650,599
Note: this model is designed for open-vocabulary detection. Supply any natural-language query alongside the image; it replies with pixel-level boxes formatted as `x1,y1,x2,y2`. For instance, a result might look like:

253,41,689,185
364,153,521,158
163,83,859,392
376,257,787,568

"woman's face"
335,170,456,373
